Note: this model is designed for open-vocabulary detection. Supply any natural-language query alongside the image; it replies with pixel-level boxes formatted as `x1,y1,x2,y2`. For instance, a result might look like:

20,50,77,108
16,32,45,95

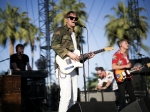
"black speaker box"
120,100,149,112
67,102,118,112
130,57,150,91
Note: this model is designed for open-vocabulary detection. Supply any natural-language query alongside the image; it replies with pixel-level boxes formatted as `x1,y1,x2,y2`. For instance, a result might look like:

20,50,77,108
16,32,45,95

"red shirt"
112,50,130,66
112,50,132,81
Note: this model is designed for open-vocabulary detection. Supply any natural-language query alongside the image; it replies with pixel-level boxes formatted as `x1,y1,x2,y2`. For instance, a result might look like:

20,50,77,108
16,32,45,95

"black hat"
95,67,104,71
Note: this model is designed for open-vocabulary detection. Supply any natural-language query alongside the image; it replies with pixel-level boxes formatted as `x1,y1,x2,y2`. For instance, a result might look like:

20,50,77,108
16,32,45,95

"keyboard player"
10,44,32,109
10,44,32,71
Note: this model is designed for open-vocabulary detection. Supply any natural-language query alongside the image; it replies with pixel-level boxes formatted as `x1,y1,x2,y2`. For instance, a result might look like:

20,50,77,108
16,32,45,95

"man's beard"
99,76,104,79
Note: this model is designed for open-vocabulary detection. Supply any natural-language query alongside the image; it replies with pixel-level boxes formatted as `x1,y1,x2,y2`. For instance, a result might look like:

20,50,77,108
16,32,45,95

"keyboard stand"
21,78,46,112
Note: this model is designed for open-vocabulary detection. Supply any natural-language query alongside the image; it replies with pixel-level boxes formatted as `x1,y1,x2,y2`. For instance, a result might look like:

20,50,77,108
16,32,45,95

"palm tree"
104,2,149,53
50,0,87,42
0,3,29,55
0,3,40,68
86,72,98,90
23,24,42,68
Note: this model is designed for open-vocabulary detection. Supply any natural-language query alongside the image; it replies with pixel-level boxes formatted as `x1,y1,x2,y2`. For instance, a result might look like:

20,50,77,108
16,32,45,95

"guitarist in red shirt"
112,39,140,111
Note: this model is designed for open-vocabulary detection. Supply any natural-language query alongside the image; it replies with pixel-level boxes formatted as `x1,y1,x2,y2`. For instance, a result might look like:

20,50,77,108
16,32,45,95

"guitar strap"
58,67,67,79
55,67,62,85
55,68,59,79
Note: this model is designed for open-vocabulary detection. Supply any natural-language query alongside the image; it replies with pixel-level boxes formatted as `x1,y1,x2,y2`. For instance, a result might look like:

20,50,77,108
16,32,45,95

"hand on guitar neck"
131,64,142,71
85,51,95,59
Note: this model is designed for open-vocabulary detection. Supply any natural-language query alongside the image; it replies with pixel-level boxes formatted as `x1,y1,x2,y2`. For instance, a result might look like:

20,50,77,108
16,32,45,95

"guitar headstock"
104,46,114,51
147,63,150,68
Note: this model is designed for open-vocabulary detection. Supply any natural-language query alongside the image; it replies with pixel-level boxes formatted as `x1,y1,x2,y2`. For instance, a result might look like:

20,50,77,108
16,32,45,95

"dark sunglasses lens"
69,17,74,20
68,16,78,21
75,17,78,21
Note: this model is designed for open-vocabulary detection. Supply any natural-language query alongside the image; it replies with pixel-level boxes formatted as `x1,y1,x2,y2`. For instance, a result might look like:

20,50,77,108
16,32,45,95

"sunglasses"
67,16,78,21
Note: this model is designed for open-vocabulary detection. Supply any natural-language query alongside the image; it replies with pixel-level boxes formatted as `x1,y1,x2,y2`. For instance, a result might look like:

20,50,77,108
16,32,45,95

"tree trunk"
10,39,14,56
31,41,34,69
10,39,14,69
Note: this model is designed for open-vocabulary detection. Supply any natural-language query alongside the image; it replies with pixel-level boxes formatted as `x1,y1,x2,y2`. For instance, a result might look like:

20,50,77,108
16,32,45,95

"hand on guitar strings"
132,66,141,71
88,52,95,59
67,51,79,61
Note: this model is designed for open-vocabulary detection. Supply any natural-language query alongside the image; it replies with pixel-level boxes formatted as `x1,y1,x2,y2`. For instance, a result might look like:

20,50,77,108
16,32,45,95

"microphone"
75,22,86,28
136,52,145,56
41,55,44,57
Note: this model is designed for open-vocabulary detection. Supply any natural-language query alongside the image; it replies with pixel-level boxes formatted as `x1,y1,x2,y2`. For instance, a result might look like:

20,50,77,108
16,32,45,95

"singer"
10,44,32,71
51,11,94,112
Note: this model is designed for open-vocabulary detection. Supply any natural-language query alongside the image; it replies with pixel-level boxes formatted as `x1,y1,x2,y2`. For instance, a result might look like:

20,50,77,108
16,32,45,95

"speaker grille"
120,100,149,112
67,102,118,112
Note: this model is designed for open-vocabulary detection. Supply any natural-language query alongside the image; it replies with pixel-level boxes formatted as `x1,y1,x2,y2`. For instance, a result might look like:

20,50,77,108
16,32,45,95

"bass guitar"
114,63,150,82
56,47,114,74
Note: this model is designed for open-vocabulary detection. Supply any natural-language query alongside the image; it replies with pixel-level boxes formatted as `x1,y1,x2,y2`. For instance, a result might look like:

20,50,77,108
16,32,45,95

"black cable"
0,43,10,69
86,0,96,101
0,57,10,63
87,0,96,18
89,0,107,37
86,23,109,69
31,0,35,22
0,56,9,69
142,0,150,19
0,43,9,54
25,0,28,15
80,27,88,102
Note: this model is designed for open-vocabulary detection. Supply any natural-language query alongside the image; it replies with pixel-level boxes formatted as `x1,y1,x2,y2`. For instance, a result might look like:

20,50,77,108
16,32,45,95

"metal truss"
38,0,56,109
128,0,141,59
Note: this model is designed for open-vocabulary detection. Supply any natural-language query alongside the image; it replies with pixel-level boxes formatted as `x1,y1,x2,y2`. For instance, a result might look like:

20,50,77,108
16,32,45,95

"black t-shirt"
10,53,29,71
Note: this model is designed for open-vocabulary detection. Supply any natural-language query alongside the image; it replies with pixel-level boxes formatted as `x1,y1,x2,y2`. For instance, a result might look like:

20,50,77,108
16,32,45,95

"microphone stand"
78,25,88,102
81,41,87,102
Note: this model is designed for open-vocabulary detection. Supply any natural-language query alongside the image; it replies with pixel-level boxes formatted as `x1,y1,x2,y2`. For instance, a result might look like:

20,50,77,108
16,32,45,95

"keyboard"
12,70,48,78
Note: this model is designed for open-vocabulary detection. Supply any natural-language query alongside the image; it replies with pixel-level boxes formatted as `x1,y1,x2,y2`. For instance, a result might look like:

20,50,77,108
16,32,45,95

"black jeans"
116,79,136,109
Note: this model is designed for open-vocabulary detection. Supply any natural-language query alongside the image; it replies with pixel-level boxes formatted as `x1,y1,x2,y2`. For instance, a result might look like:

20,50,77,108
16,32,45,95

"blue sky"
0,0,150,89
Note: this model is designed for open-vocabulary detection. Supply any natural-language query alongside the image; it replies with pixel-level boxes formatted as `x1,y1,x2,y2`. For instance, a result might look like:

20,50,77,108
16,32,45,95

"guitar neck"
129,65,144,73
79,49,105,61
93,49,105,54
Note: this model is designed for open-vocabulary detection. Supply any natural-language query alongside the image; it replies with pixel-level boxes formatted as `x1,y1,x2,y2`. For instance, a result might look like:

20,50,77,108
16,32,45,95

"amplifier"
80,91,117,102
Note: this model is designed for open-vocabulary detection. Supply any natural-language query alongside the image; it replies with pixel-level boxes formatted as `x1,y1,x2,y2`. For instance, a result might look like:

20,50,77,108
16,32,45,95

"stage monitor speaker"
80,91,117,102
67,102,118,112
120,100,149,112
